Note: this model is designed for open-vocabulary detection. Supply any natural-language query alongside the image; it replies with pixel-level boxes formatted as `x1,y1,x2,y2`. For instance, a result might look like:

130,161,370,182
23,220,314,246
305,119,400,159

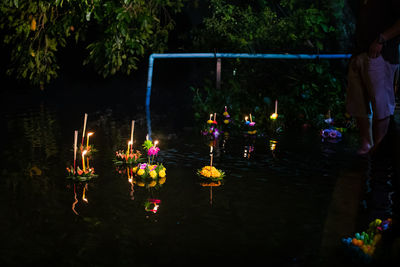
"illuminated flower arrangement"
321,128,342,143
342,218,392,263
131,139,167,183
113,149,143,165
197,166,225,182
66,166,98,181
244,114,257,135
113,120,143,165
222,106,231,125
202,113,221,139
133,163,166,181
66,126,98,182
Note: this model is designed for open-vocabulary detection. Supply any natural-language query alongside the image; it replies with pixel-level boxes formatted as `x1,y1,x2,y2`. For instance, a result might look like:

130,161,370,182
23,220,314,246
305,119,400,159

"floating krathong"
197,146,225,181
223,106,231,125
342,218,392,264
270,99,278,120
202,113,221,139
67,128,98,181
320,128,342,142
113,120,143,165
132,139,167,184
244,114,257,135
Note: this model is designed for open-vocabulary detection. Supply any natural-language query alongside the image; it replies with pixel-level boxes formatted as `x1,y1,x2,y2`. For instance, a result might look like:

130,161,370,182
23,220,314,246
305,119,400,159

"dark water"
1,98,398,266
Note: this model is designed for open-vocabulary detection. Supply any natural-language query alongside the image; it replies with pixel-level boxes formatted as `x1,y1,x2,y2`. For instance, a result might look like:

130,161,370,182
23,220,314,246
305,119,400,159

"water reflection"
115,165,166,213
5,104,396,265
70,182,89,216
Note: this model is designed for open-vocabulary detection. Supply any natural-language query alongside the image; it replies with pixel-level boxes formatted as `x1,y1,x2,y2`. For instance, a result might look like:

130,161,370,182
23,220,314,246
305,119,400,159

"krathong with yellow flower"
131,163,167,189
197,165,225,181
132,139,167,184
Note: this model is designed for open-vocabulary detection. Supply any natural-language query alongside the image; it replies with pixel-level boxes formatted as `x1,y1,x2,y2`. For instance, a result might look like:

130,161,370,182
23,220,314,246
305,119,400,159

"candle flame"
245,116,248,121
87,132,94,137
270,113,278,120
82,150,87,156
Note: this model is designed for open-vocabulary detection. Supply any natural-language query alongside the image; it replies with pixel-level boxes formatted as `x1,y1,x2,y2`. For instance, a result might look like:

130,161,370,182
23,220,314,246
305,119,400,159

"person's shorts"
346,53,398,120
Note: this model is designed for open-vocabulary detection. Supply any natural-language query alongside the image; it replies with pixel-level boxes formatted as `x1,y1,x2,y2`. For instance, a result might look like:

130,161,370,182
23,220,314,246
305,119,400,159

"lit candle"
126,140,132,157
82,150,87,172
249,114,253,122
209,114,213,120
154,140,159,148
245,116,248,122
146,134,149,141
86,132,93,148
213,113,217,122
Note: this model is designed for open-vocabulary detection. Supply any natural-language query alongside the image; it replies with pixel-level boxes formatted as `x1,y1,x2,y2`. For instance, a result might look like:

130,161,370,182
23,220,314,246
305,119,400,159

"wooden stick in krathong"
81,113,88,147
209,145,213,167
130,120,135,153
73,130,78,174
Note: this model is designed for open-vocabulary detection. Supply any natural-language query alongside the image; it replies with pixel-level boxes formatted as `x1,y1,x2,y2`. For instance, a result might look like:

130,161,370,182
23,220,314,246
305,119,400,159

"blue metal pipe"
145,53,351,139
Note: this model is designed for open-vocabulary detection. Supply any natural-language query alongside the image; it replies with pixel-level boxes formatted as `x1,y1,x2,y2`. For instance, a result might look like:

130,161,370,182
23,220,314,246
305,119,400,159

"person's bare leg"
372,116,390,147
356,116,373,154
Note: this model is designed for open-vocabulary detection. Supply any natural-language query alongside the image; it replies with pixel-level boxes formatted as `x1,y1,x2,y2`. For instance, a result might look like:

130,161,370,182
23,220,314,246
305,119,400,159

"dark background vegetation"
0,0,360,130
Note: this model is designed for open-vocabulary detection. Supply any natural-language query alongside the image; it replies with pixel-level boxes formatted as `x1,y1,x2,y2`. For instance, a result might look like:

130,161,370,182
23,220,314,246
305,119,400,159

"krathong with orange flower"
113,120,143,165
67,129,98,181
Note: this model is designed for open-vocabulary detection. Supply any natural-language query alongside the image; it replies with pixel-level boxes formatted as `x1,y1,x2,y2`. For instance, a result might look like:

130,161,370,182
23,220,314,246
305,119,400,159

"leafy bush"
190,0,353,130
0,0,184,88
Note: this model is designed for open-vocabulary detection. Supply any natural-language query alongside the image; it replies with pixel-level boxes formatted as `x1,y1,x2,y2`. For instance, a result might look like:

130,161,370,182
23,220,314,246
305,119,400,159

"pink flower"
148,146,160,156
139,163,147,169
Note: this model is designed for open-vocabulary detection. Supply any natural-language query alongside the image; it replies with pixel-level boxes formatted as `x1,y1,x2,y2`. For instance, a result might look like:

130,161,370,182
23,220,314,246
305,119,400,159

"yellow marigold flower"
224,119,229,124
223,111,229,116
159,177,166,184
132,166,138,173
149,170,157,179
148,181,157,187
137,169,145,176
159,169,166,178
207,119,213,124
137,181,145,187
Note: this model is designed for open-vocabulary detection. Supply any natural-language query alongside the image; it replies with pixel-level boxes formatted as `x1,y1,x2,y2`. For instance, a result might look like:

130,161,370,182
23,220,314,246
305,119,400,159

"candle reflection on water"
72,184,79,215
